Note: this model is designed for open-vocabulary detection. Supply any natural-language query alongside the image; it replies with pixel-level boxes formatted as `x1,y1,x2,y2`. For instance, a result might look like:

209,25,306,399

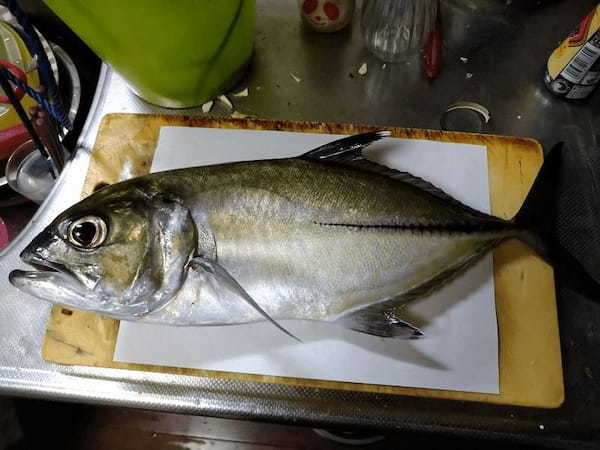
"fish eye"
67,216,107,249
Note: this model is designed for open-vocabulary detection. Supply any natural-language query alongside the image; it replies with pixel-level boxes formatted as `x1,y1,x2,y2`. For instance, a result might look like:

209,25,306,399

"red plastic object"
0,59,27,103
568,8,595,46
423,17,443,79
0,217,9,250
0,124,29,159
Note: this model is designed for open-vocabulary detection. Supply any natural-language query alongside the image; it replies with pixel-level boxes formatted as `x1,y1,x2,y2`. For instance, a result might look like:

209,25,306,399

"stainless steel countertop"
1,0,599,446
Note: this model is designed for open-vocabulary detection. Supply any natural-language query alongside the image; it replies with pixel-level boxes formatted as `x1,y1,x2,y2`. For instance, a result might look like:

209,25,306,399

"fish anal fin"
397,237,504,304
336,237,505,339
337,307,424,339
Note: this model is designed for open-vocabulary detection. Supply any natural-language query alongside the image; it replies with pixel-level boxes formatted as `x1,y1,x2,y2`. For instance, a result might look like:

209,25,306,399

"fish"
7,131,577,340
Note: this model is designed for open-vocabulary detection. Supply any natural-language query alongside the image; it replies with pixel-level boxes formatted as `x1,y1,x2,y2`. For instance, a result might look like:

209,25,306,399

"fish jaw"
10,245,123,317
9,268,98,311
9,243,102,311
9,264,152,319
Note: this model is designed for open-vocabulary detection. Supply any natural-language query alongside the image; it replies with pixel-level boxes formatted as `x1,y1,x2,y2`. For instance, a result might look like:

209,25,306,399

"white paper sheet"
114,127,499,394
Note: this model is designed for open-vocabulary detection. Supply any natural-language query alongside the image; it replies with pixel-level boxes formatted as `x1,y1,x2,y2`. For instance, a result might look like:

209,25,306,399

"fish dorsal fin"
344,157,460,204
341,158,494,218
302,131,488,218
301,130,391,161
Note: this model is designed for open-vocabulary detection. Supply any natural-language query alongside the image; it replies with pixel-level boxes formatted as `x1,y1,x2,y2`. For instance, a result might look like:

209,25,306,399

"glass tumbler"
361,0,437,63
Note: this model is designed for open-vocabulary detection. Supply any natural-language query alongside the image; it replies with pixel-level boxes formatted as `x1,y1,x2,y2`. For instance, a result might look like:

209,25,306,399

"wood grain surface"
42,114,563,408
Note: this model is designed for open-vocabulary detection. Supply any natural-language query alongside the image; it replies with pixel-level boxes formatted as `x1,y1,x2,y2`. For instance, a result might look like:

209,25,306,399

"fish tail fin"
513,143,600,299
511,143,563,261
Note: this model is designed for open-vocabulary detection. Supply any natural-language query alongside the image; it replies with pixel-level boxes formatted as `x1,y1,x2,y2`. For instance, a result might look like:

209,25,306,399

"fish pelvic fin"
191,257,301,342
513,143,600,300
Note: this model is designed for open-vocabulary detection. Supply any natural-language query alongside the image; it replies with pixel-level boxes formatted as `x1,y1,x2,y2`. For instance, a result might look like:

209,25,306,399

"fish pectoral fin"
336,305,424,339
189,257,301,343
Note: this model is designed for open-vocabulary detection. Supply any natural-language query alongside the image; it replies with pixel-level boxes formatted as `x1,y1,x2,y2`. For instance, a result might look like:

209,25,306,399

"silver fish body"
10,132,529,338
147,160,506,324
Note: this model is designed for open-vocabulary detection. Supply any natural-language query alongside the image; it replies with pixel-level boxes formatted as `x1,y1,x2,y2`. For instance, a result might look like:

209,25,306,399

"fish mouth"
14,248,79,281
20,250,66,273
10,248,145,318
9,249,91,308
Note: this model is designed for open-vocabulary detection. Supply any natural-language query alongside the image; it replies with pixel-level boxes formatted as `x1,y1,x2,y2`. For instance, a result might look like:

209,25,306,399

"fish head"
10,180,197,318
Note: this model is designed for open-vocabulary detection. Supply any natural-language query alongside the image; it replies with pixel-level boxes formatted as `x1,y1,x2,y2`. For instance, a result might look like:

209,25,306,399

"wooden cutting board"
42,113,563,408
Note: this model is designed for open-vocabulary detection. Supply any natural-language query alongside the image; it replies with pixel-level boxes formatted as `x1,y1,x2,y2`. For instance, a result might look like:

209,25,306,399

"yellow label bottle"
545,4,600,100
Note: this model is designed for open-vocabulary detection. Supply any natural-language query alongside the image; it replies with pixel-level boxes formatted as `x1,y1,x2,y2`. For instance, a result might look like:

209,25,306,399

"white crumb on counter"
119,159,134,181
233,88,249,97
230,111,249,119
201,101,213,113
218,95,233,109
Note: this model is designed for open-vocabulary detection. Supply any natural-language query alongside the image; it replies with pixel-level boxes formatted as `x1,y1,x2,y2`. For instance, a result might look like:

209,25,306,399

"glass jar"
361,0,437,63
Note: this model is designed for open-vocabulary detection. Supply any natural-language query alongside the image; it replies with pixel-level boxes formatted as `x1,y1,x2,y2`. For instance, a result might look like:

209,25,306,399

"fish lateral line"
313,221,515,234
